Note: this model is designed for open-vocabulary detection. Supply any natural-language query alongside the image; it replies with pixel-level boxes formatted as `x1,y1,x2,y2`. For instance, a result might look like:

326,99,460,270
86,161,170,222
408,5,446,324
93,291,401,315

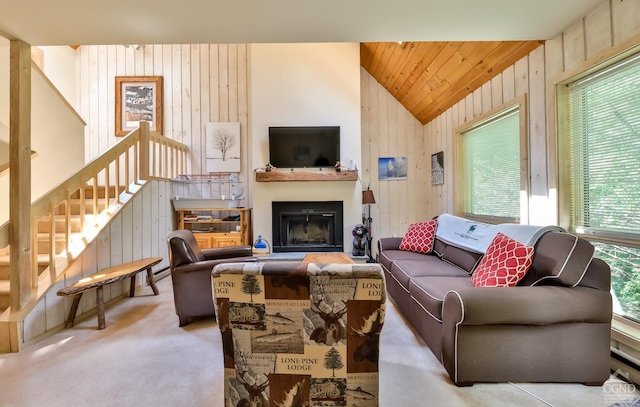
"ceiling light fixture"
123,44,144,51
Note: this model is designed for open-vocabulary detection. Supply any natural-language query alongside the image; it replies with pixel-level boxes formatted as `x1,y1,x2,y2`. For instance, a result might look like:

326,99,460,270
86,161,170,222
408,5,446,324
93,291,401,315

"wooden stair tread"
36,232,83,239
0,254,50,265
70,186,126,199
0,280,9,293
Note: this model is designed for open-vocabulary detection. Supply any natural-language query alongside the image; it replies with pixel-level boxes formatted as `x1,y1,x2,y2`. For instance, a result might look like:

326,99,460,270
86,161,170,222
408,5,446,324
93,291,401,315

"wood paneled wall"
361,0,639,229
360,68,427,246
77,44,252,201
20,180,172,347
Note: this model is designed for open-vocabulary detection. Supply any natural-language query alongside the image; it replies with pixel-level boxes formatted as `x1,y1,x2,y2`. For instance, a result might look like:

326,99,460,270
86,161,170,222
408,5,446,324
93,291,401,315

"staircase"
0,185,124,311
0,123,188,352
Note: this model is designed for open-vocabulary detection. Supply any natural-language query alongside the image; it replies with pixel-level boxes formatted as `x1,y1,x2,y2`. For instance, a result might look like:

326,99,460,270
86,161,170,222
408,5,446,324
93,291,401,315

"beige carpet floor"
0,275,637,407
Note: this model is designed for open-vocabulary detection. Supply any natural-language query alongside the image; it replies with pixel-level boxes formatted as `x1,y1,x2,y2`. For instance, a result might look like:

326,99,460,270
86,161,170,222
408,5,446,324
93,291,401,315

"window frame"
555,41,640,348
556,43,640,232
453,94,529,224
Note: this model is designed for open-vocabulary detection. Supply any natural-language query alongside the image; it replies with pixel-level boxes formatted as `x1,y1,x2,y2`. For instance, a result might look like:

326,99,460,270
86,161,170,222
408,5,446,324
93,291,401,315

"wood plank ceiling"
361,41,544,124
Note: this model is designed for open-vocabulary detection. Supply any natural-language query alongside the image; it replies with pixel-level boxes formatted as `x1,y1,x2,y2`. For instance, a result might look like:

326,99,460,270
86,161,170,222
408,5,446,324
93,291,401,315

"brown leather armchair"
167,229,257,326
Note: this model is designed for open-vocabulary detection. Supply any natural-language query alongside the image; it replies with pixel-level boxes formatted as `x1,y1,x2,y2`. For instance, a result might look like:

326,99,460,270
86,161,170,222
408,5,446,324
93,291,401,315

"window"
454,96,528,223
566,52,640,322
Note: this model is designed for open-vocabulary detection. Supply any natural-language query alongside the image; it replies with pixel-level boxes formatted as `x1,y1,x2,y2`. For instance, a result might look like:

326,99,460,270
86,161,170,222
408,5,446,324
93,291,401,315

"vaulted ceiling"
0,1,593,127
361,41,544,124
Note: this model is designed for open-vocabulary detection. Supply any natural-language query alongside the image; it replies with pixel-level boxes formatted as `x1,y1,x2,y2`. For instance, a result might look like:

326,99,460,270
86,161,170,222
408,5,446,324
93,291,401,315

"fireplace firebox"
272,201,343,253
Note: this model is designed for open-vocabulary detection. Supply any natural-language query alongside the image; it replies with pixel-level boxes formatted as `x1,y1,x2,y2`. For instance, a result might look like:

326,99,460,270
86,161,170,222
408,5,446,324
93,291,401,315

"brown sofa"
167,230,257,326
378,229,612,386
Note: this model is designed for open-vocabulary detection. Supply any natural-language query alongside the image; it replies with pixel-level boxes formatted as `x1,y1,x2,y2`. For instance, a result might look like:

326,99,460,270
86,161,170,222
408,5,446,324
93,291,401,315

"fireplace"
272,201,343,253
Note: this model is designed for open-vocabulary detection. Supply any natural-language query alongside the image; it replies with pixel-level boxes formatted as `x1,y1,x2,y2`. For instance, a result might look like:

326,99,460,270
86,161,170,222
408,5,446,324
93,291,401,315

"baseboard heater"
611,348,640,385
154,266,170,276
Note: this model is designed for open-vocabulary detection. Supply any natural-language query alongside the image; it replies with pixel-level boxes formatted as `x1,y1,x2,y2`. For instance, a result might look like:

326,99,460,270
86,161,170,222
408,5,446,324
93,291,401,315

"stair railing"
0,122,187,302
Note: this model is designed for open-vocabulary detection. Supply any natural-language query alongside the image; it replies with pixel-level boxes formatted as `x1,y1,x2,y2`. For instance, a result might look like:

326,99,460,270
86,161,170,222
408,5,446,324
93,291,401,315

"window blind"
461,108,520,221
568,54,640,237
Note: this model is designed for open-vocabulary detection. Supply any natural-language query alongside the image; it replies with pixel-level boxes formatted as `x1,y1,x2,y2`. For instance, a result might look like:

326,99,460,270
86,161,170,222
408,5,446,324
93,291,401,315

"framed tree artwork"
206,122,241,173
115,76,163,137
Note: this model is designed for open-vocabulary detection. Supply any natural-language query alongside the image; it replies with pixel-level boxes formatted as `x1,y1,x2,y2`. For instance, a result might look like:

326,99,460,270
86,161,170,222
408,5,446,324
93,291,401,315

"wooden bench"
57,257,163,330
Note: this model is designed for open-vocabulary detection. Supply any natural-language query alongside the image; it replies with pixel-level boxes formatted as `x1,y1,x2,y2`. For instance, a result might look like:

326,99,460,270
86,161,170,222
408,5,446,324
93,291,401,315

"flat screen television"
268,126,340,168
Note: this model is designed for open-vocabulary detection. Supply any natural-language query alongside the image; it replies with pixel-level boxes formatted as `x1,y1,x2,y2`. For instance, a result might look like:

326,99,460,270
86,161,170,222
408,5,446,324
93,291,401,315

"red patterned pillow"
399,219,438,254
471,232,534,287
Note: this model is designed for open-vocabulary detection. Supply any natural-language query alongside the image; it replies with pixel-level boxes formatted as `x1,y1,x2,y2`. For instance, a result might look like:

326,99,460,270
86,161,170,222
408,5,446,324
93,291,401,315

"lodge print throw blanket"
212,262,386,407
435,213,565,253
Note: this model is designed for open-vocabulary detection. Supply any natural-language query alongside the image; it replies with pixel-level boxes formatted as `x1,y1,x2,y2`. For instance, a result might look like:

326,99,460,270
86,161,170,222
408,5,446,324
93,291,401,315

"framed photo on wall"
431,151,444,185
205,122,241,173
378,157,408,180
115,76,163,137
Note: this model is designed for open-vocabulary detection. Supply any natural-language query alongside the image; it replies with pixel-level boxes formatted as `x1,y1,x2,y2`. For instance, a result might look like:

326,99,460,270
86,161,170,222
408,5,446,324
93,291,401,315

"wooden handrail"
0,123,187,301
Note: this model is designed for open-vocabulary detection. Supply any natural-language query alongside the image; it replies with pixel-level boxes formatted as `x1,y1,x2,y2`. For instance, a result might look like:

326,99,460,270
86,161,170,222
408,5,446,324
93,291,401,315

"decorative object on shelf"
431,151,444,185
378,157,408,180
115,76,163,137
172,174,244,207
352,223,369,257
252,235,270,256
206,122,241,173
362,188,376,263
265,163,275,172
335,160,342,172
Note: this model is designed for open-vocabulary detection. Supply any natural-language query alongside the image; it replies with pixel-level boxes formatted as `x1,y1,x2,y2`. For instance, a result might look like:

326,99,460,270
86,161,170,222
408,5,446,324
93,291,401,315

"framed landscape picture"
115,76,163,137
431,151,444,185
378,157,408,180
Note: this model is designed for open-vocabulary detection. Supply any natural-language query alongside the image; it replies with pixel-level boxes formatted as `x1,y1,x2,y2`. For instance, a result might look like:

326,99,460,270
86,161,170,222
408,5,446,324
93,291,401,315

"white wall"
0,123,7,163
40,46,80,110
250,43,362,250
0,43,85,225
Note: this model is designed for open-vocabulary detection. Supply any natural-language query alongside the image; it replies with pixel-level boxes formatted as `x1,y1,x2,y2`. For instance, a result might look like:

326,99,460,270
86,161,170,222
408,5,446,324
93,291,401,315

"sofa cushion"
400,219,438,254
379,249,430,272
471,232,534,287
440,244,483,274
410,276,473,322
519,231,595,287
432,238,447,258
390,259,469,290
577,257,610,291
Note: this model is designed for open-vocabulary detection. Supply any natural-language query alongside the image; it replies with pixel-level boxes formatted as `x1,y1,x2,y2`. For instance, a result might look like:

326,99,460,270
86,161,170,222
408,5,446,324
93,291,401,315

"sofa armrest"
378,237,402,252
441,285,612,385
201,245,254,260
442,286,612,326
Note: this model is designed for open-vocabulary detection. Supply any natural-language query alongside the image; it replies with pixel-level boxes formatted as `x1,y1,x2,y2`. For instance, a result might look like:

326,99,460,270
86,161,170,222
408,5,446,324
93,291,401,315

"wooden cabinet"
174,207,252,249
214,234,244,247
193,233,243,248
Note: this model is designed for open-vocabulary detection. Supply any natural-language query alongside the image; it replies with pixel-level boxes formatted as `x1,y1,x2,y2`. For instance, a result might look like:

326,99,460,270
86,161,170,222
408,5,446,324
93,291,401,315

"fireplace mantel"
255,170,358,182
